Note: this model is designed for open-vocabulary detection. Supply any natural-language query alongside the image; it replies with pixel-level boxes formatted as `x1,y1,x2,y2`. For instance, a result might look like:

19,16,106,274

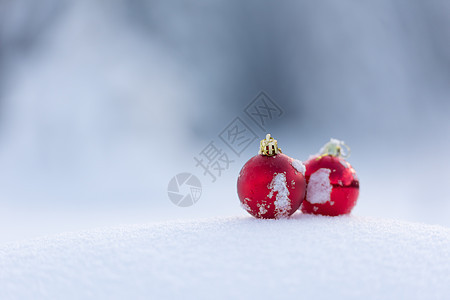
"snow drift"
0,215,449,299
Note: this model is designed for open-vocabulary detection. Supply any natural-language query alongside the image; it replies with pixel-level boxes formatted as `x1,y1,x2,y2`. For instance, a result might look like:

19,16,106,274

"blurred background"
0,0,449,242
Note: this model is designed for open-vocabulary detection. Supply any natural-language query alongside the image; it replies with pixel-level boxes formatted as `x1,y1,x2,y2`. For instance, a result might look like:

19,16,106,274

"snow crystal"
291,159,306,175
240,198,252,212
306,168,332,204
267,173,291,218
258,203,268,216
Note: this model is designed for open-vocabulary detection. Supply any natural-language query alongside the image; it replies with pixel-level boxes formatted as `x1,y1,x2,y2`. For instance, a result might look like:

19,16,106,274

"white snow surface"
307,168,333,204
0,215,449,300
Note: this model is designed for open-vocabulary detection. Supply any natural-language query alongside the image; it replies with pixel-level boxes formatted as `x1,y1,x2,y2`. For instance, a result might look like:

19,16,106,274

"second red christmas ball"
301,139,359,216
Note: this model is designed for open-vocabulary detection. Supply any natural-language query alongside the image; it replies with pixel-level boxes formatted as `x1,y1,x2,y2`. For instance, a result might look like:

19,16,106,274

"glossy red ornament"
301,139,359,216
237,134,306,219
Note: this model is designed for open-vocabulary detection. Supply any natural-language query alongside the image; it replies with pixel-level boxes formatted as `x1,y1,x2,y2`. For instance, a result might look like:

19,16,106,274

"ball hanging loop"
318,138,351,159
258,133,282,156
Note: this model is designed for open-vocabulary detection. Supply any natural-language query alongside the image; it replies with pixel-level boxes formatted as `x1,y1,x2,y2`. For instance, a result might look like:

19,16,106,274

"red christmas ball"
301,139,359,216
237,134,306,219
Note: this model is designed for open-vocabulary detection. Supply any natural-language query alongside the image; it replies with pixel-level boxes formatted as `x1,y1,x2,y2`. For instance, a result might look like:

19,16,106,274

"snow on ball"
306,168,332,205
291,159,306,176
